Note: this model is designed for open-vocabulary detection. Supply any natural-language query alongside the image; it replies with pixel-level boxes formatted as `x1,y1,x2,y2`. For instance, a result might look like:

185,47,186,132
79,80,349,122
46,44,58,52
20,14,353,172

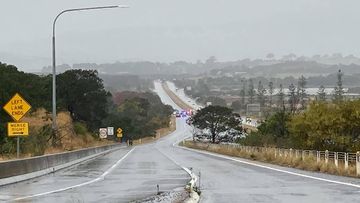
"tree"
248,79,255,104
240,80,247,110
333,69,344,102
268,81,274,108
190,106,242,143
297,75,307,110
257,81,266,107
57,69,111,132
288,83,297,114
240,110,290,147
317,85,326,101
231,100,242,112
277,84,285,109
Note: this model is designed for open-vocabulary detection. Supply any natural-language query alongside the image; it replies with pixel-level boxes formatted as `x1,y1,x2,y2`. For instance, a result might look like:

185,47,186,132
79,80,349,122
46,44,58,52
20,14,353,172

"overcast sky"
1,0,360,71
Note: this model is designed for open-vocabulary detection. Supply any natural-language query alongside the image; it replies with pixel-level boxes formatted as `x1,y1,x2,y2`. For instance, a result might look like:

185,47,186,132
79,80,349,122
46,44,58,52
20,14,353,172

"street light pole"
51,5,129,134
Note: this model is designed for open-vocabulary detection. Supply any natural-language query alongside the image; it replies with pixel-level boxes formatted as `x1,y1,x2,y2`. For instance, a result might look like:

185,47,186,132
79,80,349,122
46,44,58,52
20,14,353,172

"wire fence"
197,142,360,176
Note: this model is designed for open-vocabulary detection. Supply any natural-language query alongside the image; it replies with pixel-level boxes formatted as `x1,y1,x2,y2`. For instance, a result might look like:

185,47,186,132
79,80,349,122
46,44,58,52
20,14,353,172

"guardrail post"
356,152,360,176
325,150,329,165
334,152,338,168
345,153,349,171
316,151,320,163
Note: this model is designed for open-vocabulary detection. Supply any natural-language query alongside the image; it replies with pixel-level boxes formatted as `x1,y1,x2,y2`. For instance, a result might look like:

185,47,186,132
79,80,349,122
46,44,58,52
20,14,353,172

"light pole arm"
51,5,128,135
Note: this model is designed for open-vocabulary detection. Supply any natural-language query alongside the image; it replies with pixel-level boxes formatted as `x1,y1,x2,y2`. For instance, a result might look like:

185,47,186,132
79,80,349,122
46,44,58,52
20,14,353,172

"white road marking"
14,148,135,201
176,144,360,189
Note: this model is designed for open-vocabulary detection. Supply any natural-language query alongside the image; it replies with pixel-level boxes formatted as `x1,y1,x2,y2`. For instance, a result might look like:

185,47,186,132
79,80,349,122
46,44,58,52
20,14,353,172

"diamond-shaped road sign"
3,93,32,122
117,128,123,138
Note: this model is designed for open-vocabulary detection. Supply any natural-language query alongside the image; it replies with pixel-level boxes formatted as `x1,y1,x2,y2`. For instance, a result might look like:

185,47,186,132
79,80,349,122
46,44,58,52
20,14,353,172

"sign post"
3,93,32,158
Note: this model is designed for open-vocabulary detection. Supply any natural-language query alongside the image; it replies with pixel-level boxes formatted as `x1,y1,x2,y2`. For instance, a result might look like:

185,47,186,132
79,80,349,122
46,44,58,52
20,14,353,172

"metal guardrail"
201,143,360,176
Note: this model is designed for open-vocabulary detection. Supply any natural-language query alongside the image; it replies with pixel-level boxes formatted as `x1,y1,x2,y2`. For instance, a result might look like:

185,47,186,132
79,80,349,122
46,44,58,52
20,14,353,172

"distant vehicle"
246,117,252,123
175,112,181,117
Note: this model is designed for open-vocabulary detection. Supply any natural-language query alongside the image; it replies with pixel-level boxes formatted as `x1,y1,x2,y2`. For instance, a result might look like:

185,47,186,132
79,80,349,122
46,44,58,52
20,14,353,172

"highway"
155,81,360,202
1,81,360,202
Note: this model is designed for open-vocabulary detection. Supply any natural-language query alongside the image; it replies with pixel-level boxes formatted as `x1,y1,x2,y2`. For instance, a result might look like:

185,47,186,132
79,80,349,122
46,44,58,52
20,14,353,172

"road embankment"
162,82,193,110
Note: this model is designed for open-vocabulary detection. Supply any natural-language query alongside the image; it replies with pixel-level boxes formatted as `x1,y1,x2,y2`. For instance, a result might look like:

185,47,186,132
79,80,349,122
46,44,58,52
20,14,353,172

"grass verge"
182,140,358,178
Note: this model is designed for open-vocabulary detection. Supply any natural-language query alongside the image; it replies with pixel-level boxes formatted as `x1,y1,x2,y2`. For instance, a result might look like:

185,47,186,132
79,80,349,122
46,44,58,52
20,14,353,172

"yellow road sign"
117,128,123,137
7,122,29,137
3,93,32,121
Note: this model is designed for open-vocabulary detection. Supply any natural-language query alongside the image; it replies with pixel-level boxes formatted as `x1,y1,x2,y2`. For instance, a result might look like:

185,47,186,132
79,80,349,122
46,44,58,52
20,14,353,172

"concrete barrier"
0,144,123,186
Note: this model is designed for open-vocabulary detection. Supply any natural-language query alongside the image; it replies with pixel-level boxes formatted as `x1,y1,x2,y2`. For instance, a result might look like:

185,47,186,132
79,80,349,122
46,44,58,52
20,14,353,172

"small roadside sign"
117,128,123,138
3,93,32,122
107,127,114,136
7,122,29,137
99,128,107,139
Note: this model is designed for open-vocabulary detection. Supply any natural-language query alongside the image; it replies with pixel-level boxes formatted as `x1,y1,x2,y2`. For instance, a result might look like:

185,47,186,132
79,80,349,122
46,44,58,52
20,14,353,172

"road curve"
1,81,360,203
157,80,360,203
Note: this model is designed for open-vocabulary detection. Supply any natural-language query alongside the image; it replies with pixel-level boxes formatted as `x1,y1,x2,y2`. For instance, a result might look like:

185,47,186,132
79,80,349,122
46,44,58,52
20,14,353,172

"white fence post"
316,151,320,163
295,150,298,159
274,148,277,158
289,148,293,158
345,153,349,171
325,150,329,165
356,152,360,176
334,152,338,168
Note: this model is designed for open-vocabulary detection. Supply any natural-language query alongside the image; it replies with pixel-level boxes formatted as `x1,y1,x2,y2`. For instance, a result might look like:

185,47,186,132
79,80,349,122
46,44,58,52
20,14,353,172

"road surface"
156,80,360,203
1,81,360,202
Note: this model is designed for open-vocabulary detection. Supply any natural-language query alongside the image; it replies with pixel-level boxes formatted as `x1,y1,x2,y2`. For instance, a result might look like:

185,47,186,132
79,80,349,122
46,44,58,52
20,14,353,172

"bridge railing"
197,142,360,176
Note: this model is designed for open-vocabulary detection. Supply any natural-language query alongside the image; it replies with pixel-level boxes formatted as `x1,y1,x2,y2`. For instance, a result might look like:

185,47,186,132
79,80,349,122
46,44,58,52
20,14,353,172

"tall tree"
248,79,255,104
288,83,297,113
277,84,285,109
190,106,242,143
57,69,111,132
257,81,266,107
317,85,326,101
297,75,307,110
333,69,344,102
268,81,274,108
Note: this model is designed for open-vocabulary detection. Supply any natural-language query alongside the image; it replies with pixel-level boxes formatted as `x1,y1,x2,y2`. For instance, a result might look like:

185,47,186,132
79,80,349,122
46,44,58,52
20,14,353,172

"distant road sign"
107,127,114,136
3,93,32,121
7,122,29,137
99,128,107,139
117,128,123,138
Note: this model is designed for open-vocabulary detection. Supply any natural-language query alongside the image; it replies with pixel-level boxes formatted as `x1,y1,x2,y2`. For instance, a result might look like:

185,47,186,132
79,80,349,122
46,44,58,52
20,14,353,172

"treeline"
240,100,360,152
0,62,173,153
177,70,346,115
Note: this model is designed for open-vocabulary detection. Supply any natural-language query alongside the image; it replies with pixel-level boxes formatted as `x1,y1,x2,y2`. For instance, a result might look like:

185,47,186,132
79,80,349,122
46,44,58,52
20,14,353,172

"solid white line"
176,144,360,189
14,148,135,201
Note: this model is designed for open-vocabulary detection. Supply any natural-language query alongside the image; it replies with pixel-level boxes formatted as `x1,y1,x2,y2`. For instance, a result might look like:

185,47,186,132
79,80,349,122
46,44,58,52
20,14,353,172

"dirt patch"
1,109,113,160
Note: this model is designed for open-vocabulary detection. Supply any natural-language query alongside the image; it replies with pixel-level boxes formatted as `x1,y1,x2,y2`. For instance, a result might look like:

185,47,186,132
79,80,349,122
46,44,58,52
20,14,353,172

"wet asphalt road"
1,82,360,202
154,81,360,203
0,143,189,203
